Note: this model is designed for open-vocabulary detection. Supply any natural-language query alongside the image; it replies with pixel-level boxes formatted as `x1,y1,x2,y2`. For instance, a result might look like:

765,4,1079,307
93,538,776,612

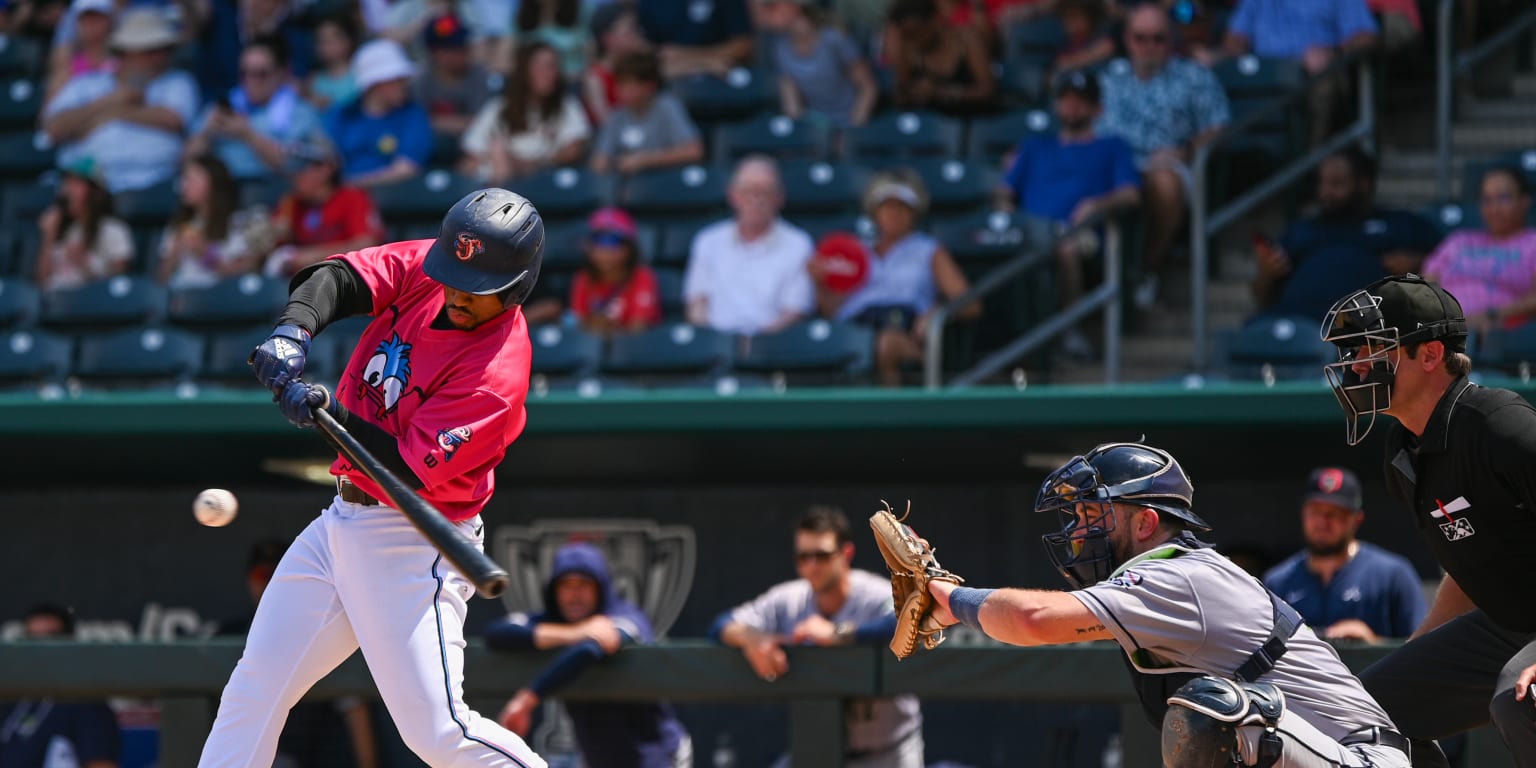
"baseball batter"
201,188,547,767
920,443,1411,767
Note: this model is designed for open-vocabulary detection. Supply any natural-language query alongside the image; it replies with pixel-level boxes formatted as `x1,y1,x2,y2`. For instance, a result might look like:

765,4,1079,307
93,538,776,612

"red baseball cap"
587,207,638,242
813,232,870,293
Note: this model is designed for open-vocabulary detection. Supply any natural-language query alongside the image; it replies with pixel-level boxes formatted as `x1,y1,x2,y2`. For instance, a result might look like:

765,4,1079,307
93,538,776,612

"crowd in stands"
0,0,1531,390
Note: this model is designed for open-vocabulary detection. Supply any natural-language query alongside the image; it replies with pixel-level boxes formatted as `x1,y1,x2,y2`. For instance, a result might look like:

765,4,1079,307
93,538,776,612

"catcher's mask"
1036,443,1207,590
1320,275,1467,445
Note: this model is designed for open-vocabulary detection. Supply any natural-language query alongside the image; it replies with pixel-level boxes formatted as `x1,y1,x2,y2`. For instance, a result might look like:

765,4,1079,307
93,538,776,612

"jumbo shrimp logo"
362,333,413,417
436,426,472,461
454,233,483,262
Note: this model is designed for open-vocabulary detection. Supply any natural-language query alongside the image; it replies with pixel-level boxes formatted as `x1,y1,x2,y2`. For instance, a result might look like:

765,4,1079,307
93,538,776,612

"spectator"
325,38,432,188
304,14,360,111
568,207,662,334
636,0,753,79
1264,467,1428,644
156,154,280,288
216,540,381,768
484,541,692,767
757,0,878,129
186,36,323,183
0,603,121,768
582,3,649,126
1097,3,1229,309
1423,166,1536,335
813,170,978,386
588,50,704,176
513,0,585,78
43,0,115,104
461,41,590,184
1051,0,1115,78
34,157,134,292
1368,0,1421,57
713,506,924,768
198,0,313,101
414,11,497,137
261,136,385,277
1248,148,1440,326
14,0,69,55
884,0,996,115
997,70,1139,359
1216,0,1378,146
685,155,815,335
42,8,200,194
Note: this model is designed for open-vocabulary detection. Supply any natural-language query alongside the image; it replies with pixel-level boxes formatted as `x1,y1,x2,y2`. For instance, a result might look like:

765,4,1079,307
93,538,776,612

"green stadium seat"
167,275,289,327
672,69,778,125
844,111,963,164
966,107,1056,163
654,268,685,319
0,130,55,181
732,319,872,383
1214,315,1333,382
712,114,832,166
780,159,869,219
601,322,732,377
40,275,166,330
74,325,204,390
515,167,613,223
529,323,602,377
904,158,999,214
0,78,42,131
0,276,39,326
619,165,730,226
0,326,70,392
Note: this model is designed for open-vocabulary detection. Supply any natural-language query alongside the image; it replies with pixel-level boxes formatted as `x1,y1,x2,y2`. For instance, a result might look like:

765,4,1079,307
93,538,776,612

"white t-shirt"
460,95,592,177
41,217,134,291
683,218,814,335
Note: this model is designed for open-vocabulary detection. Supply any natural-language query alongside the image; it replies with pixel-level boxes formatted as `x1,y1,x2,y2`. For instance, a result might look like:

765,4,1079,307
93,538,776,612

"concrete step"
1514,75,1536,99
1461,99,1536,122
1377,175,1444,208
1451,123,1536,154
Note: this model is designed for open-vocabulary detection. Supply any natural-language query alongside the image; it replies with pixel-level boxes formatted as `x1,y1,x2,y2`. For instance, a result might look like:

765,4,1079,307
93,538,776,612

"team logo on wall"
493,519,696,636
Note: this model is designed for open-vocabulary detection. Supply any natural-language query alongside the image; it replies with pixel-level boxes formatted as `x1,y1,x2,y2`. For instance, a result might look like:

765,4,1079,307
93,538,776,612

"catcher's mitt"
869,500,964,660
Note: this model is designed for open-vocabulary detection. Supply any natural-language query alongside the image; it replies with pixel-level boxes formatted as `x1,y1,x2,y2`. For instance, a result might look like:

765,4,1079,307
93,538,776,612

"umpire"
1321,274,1536,768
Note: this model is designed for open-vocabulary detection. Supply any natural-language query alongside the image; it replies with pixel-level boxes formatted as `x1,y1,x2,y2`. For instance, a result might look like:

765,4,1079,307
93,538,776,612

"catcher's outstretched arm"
933,583,1114,646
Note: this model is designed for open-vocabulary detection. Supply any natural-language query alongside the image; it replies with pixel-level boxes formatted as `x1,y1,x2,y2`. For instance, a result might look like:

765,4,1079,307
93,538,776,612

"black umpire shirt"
1382,376,1536,632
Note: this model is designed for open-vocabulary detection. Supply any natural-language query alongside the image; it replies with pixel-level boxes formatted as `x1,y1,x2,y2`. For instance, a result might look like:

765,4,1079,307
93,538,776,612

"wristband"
949,587,995,630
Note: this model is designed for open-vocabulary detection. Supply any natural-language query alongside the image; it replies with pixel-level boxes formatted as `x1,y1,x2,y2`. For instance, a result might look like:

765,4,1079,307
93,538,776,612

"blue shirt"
0,700,121,766
324,99,434,181
1264,541,1427,639
1258,207,1441,323
636,0,752,48
195,85,323,180
1228,0,1378,59
1097,58,1230,159
836,232,939,322
1004,133,1140,224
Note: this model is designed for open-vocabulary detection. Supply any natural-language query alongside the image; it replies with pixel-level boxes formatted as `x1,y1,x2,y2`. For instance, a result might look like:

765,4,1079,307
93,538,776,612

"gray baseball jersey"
1073,545,1396,741
727,569,922,754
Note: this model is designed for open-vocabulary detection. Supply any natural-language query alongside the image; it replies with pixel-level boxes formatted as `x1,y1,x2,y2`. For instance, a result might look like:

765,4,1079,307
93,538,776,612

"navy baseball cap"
1054,69,1101,103
424,12,469,49
1303,467,1363,511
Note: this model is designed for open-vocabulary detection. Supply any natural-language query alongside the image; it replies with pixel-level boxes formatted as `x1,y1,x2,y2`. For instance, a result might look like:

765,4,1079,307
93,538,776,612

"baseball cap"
1055,69,1101,102
285,134,338,173
1303,467,1363,511
587,206,638,243
59,154,105,186
1368,275,1468,352
70,0,114,17
352,38,417,92
423,11,468,49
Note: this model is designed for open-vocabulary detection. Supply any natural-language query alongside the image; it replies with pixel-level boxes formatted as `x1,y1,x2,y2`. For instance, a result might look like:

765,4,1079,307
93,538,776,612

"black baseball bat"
314,408,510,598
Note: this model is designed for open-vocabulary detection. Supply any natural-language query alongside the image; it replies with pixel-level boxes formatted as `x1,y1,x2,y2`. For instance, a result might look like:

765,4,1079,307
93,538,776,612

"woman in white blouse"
35,157,134,292
460,41,591,183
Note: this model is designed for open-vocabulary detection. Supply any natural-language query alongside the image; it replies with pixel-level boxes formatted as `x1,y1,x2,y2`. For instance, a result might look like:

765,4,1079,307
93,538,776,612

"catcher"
871,442,1412,768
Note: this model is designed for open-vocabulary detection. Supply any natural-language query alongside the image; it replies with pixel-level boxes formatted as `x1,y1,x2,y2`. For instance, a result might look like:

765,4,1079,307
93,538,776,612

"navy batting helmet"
423,188,544,306
1036,443,1208,589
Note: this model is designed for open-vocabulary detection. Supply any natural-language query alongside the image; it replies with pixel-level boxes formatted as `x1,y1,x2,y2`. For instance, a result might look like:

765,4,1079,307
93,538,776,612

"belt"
338,478,379,506
1341,726,1411,757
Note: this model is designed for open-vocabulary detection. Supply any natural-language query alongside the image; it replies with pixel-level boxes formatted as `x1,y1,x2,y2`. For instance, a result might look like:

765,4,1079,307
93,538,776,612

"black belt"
338,479,379,506
1342,726,1411,757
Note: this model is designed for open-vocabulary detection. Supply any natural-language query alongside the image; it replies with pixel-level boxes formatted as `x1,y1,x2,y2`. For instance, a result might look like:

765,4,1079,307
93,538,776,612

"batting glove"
249,324,312,393
278,380,338,429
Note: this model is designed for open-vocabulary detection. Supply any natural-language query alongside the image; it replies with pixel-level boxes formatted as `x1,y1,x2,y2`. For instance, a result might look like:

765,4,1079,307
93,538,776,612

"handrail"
1435,0,1536,200
922,213,1124,389
1189,56,1376,371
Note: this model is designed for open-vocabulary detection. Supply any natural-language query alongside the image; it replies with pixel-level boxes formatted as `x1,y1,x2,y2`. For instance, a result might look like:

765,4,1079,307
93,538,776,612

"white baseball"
194,488,239,527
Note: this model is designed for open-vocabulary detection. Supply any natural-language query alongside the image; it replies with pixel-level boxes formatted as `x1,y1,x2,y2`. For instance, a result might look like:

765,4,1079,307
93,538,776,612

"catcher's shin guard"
1161,676,1284,768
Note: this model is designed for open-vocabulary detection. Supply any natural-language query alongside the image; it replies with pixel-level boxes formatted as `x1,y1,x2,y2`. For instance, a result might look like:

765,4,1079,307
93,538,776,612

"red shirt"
569,266,661,328
328,240,532,521
276,186,385,248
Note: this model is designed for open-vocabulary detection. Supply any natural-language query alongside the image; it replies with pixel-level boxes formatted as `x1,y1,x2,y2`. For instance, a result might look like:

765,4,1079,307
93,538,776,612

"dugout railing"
0,640,1514,768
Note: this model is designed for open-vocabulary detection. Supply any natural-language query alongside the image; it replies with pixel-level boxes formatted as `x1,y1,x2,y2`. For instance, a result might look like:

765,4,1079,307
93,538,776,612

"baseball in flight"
194,488,239,527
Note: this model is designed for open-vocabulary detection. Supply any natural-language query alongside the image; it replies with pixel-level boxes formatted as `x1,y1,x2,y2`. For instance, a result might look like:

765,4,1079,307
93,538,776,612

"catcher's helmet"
423,188,544,306
1036,442,1207,589
1320,274,1467,445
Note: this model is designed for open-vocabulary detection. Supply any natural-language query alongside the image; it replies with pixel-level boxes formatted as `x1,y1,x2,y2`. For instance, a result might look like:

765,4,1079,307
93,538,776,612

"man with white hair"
324,38,433,188
684,155,815,335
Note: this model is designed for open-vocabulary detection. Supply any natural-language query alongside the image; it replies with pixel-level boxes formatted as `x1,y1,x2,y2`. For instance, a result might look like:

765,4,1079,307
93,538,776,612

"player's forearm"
951,587,1109,646
1412,574,1475,639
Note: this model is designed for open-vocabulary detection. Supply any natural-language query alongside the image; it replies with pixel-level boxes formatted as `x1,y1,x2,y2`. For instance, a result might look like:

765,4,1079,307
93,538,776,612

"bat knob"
477,570,511,599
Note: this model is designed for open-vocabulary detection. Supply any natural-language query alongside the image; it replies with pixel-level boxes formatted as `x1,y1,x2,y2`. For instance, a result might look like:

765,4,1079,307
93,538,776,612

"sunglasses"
591,231,630,247
794,549,839,564
1130,32,1169,44
241,68,276,79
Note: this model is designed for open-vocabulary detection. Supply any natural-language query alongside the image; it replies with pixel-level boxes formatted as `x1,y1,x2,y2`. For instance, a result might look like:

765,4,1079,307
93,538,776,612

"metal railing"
1435,0,1536,200
1189,57,1376,371
923,215,1124,389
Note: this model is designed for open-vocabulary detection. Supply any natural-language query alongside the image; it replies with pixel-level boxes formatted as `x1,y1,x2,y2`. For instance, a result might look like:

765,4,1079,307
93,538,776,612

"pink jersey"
327,240,531,521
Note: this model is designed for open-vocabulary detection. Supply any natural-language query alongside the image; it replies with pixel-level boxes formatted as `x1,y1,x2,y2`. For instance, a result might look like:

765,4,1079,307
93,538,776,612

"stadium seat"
113,180,180,228
733,319,872,382
844,111,963,164
1478,323,1536,378
529,323,602,377
672,69,777,125
201,325,273,387
932,210,1052,267
0,276,39,326
967,108,1056,162
1212,56,1306,159
2,179,59,229
514,167,613,222
369,170,480,239
74,325,204,389
779,159,869,219
0,327,70,392
1213,315,1333,382
654,268,685,319
1422,201,1479,237
540,219,592,274
0,130,55,182
905,158,999,214
40,275,166,329
0,37,42,79
528,373,639,399
600,322,732,377
654,220,717,269
0,78,42,131
238,177,288,209
168,274,289,327
619,165,729,225
1005,16,1067,68
712,114,832,166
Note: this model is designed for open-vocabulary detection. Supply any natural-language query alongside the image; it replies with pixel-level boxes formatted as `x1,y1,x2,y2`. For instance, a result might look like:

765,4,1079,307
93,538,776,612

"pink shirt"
328,240,532,521
1423,228,1536,325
